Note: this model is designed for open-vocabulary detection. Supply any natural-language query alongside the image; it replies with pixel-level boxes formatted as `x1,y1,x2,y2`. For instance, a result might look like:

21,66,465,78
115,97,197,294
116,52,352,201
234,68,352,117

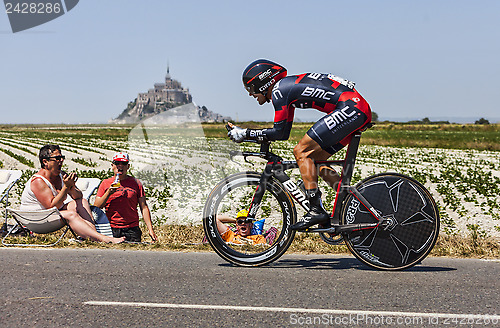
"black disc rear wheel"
341,173,439,270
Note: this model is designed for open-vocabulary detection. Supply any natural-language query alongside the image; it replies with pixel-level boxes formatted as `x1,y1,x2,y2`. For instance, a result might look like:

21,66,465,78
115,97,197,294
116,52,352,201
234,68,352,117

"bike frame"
232,130,384,235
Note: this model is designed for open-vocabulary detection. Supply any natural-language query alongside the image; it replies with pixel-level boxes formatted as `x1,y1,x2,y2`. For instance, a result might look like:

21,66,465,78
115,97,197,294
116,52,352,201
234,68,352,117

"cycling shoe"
291,208,330,230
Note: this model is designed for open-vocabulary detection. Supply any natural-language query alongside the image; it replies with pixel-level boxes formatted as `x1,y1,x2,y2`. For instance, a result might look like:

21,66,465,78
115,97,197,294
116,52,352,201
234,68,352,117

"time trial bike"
203,124,440,270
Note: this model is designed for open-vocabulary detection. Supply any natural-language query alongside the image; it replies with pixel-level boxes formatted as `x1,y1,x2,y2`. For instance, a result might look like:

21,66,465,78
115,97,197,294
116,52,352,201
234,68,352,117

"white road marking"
84,301,500,320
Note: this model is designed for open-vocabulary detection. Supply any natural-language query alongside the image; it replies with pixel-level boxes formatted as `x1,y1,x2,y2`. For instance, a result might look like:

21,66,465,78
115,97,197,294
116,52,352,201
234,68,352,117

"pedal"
297,225,344,245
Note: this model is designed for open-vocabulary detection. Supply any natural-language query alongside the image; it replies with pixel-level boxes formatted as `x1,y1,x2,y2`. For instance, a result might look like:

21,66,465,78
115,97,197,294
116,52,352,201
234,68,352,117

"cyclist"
228,59,372,230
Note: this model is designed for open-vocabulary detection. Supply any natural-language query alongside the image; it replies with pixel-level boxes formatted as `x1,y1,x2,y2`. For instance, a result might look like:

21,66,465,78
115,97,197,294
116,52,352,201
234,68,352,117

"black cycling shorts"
112,226,142,242
306,104,369,154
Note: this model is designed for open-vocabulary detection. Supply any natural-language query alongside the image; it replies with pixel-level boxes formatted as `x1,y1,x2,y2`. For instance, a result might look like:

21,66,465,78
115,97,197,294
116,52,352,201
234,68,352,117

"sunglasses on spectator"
46,155,65,161
236,218,252,225
112,161,129,165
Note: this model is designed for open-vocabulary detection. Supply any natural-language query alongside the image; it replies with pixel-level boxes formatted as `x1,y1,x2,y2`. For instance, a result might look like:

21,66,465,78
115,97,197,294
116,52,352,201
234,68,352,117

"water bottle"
112,173,121,188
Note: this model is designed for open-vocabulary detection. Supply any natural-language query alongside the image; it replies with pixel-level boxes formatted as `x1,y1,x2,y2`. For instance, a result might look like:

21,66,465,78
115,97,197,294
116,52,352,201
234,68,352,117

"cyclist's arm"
245,120,292,142
246,87,295,142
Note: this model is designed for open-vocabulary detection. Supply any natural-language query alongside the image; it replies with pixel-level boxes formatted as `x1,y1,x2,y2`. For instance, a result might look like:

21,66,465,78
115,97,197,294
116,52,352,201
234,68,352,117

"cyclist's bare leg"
319,165,340,190
291,135,331,229
293,134,331,189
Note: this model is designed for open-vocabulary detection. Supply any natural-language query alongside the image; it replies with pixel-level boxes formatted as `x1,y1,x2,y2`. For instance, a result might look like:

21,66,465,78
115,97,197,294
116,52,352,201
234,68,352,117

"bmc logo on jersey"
324,106,357,130
249,130,263,138
301,87,335,100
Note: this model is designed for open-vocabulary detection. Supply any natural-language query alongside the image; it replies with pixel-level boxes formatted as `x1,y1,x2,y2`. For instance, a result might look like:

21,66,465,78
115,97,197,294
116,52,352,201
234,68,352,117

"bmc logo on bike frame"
324,106,357,130
283,180,309,210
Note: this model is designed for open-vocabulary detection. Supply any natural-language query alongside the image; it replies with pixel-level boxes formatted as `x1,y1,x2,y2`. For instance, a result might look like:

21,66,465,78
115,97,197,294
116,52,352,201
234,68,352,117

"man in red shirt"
94,152,158,242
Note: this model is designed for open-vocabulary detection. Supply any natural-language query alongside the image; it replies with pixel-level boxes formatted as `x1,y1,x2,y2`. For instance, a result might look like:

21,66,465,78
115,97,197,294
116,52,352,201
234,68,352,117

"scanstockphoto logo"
3,0,79,33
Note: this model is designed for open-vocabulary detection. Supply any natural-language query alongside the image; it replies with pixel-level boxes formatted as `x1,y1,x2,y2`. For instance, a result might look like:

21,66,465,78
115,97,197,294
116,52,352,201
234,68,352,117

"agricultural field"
0,122,499,240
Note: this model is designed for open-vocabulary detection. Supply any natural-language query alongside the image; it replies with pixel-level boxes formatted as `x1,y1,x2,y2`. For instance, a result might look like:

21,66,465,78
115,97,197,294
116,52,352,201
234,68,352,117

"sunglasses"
46,155,65,161
236,218,252,225
112,161,129,165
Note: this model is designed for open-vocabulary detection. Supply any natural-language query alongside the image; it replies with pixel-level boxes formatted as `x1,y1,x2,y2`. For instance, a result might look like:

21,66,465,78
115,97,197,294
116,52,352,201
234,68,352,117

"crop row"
0,138,38,156
122,135,499,238
1,128,498,239
0,146,34,168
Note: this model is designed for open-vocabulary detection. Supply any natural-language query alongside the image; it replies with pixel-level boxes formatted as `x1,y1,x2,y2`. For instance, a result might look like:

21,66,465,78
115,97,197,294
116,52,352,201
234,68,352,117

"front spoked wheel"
203,172,296,266
341,173,440,270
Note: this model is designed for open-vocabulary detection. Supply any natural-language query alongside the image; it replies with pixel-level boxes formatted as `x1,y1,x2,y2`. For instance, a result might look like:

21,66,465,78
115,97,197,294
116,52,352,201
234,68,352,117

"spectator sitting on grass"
20,145,125,244
216,210,267,245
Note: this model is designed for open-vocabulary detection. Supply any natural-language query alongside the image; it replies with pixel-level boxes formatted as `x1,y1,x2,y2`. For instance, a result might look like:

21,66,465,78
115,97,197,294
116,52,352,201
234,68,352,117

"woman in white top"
21,145,125,244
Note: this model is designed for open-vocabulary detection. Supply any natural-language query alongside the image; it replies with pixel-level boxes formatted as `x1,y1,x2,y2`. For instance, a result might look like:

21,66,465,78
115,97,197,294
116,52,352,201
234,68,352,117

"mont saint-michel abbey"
136,67,192,113
112,66,229,123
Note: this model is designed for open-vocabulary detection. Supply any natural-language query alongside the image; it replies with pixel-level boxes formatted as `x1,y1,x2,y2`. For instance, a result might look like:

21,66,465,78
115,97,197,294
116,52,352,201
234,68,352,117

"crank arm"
335,223,379,233
299,227,337,234
298,222,378,234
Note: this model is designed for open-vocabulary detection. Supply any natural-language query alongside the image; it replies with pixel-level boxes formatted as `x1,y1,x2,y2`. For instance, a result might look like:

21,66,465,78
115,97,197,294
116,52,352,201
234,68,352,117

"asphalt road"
0,248,498,327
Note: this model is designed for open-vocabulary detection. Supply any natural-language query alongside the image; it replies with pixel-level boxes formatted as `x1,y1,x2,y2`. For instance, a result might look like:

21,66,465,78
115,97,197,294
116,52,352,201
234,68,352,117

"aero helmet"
242,59,287,95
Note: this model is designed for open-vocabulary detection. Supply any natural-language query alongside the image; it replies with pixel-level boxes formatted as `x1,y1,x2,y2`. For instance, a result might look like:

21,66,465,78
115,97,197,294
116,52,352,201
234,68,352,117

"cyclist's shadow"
269,257,364,270
238,256,457,272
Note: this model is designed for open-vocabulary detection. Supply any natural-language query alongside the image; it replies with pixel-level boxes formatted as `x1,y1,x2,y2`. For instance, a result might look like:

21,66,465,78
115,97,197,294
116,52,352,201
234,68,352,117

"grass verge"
2,225,499,259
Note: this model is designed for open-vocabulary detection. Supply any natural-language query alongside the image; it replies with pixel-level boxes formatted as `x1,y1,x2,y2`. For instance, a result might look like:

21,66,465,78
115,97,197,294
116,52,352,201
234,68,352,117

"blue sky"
1,0,499,124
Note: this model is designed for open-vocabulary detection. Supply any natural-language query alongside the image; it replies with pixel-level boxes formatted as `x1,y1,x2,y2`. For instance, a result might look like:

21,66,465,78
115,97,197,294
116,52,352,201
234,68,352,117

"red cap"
112,152,129,162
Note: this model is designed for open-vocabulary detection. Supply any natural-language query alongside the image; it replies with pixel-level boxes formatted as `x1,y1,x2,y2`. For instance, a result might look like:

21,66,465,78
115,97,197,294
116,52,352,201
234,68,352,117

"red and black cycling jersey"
246,73,371,142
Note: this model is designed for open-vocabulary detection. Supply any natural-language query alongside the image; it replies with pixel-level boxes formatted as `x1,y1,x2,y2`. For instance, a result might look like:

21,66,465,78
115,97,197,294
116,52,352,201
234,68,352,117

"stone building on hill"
135,67,192,115
111,66,230,123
